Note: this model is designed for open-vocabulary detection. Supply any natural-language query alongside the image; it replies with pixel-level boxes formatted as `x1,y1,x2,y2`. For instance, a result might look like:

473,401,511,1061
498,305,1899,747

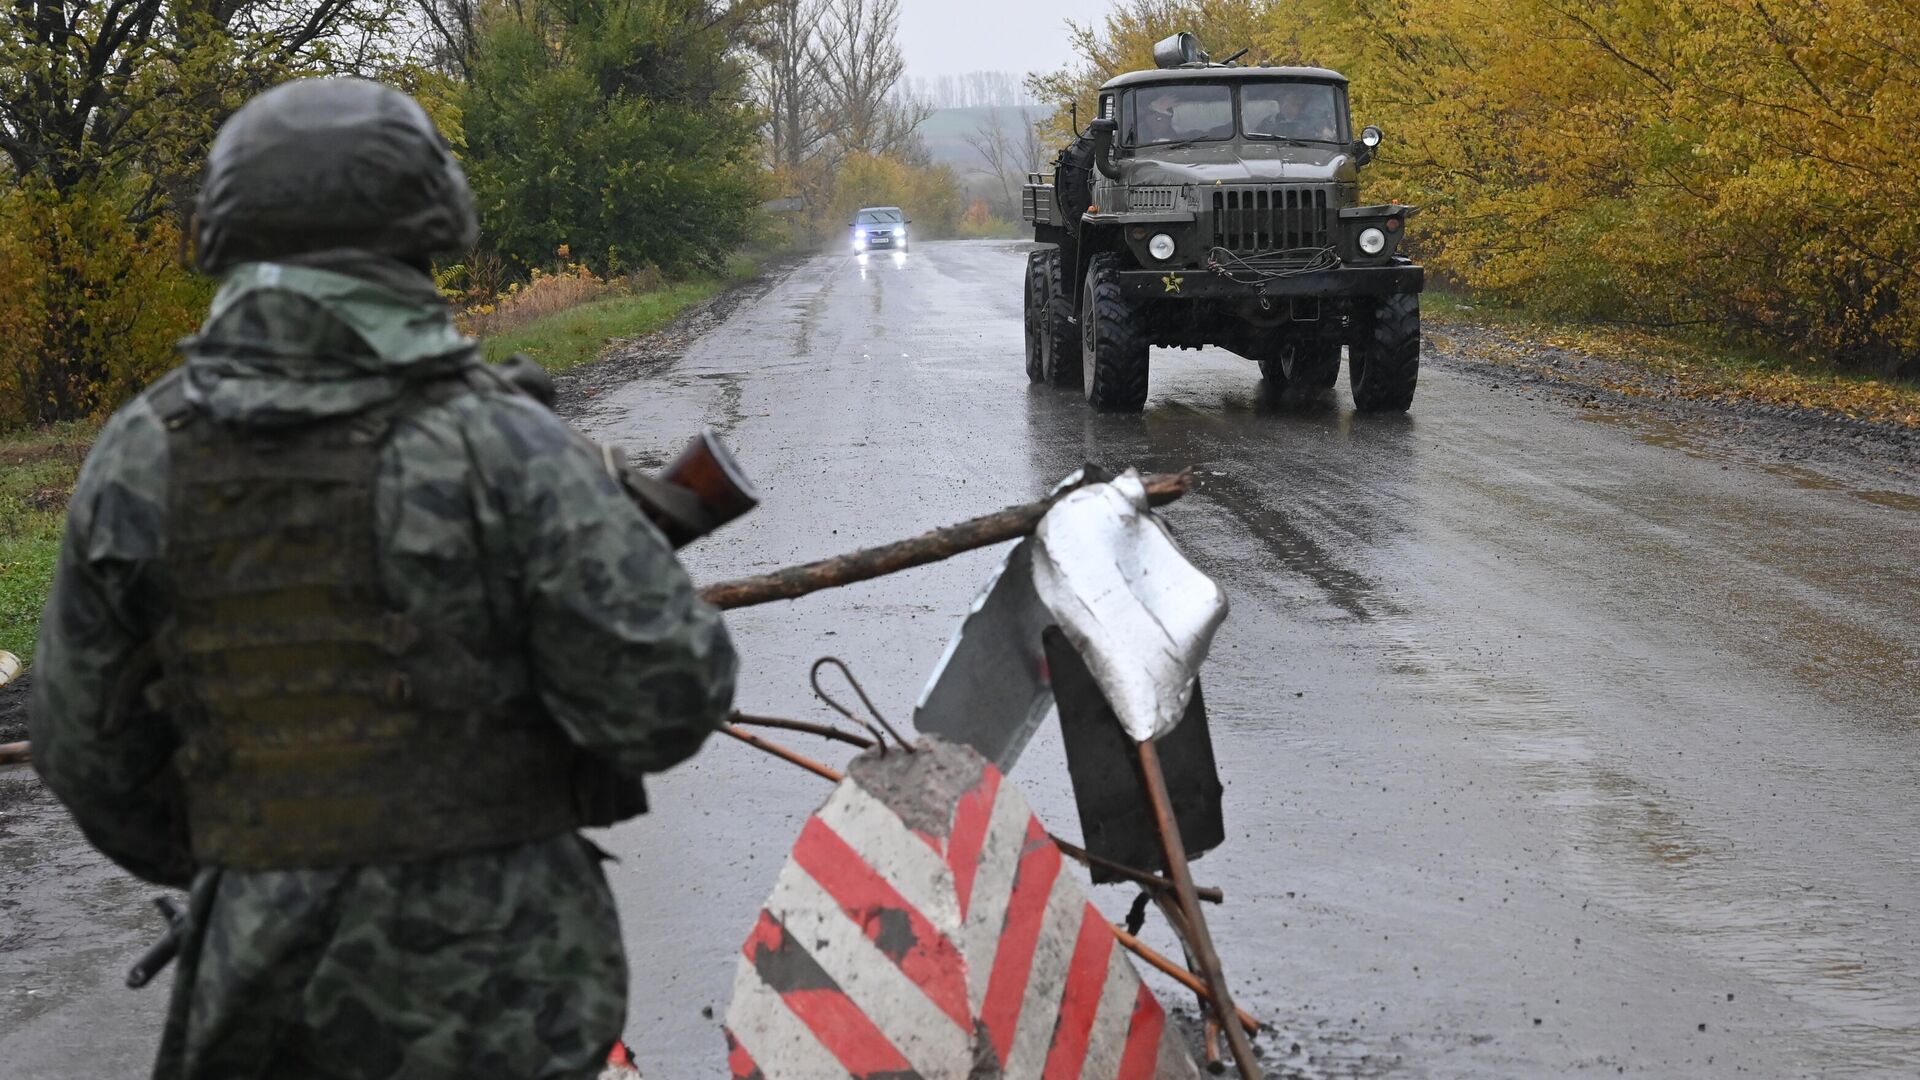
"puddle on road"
1367,623,1920,1070
0,772,157,1033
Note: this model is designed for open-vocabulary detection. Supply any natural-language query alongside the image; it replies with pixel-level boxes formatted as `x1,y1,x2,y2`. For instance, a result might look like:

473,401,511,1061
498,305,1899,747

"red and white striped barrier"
724,740,1199,1079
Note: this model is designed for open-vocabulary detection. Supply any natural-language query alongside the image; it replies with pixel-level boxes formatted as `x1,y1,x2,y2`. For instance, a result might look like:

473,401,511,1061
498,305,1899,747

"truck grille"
1211,186,1333,255
1129,186,1180,212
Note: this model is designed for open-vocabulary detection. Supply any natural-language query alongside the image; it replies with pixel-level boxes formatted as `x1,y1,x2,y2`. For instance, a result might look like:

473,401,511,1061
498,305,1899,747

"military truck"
1022,33,1423,412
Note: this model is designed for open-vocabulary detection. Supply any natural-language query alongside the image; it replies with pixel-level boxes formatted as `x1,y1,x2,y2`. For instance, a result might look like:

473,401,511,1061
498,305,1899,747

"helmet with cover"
195,78,478,274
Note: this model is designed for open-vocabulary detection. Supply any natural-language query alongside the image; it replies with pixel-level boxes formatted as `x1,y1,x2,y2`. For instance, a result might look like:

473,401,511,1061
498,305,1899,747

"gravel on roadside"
1425,319,1920,495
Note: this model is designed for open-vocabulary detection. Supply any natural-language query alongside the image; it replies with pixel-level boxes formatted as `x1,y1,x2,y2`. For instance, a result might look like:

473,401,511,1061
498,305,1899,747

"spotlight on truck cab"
1152,32,1203,69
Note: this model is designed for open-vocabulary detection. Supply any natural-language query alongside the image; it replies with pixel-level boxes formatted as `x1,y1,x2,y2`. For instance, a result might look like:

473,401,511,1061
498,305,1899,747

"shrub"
822,154,963,239
459,0,766,279
457,262,615,337
0,182,208,430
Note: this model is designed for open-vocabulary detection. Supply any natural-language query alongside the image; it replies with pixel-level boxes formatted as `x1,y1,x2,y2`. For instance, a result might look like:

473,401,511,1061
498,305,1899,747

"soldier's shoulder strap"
144,368,196,431
441,353,622,474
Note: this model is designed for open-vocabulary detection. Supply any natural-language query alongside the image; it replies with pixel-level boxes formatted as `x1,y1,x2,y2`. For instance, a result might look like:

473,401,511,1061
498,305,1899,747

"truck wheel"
1042,248,1082,387
1081,253,1149,412
1256,339,1341,401
1024,252,1048,383
1349,294,1420,412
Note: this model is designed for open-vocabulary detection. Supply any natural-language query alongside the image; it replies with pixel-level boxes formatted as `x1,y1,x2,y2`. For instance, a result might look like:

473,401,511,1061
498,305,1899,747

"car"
1021,32,1424,412
851,206,910,252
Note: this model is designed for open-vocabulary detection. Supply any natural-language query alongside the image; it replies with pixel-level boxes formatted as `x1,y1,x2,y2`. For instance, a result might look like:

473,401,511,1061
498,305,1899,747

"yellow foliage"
820,154,963,239
456,262,617,336
0,183,209,430
1038,0,1920,376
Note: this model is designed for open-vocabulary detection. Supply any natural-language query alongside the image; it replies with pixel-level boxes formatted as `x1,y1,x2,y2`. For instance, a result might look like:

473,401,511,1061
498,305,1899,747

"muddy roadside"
1,674,24,744
1425,318,1920,496
550,255,802,421
1,676,33,817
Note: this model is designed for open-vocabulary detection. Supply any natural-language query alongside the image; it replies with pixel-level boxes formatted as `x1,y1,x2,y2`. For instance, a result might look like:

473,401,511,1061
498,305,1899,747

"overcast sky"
897,0,1116,81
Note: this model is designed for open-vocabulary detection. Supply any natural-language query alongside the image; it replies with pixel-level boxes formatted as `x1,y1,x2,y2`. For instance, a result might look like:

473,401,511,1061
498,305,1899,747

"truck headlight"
1358,227,1387,255
1148,233,1177,260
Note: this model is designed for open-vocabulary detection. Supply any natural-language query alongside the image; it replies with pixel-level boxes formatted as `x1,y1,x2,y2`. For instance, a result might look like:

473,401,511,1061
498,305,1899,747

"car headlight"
1358,227,1387,255
856,229,867,238
1148,233,1177,260
893,226,905,236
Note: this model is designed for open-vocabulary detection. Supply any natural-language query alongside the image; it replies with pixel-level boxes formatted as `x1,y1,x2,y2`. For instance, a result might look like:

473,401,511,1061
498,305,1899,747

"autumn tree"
1027,0,1273,141
750,0,835,172
964,108,1047,217
1040,0,1920,376
0,0,409,426
816,0,932,159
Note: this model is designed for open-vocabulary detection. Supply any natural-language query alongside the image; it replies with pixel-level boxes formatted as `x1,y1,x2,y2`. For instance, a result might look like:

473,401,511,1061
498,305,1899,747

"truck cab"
1023,35,1423,413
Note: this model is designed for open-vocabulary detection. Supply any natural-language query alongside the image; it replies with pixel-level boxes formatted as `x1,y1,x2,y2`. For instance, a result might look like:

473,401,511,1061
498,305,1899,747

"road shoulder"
1426,316,1920,498
551,256,803,421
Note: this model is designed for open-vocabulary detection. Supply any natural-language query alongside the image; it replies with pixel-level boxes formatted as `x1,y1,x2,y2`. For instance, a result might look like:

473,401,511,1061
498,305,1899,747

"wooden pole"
699,471,1191,610
1138,740,1262,1078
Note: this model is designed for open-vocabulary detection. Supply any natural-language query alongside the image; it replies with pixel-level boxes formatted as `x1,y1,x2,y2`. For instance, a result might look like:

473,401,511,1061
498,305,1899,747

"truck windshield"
1241,83,1343,144
1126,85,1234,146
1123,82,1346,146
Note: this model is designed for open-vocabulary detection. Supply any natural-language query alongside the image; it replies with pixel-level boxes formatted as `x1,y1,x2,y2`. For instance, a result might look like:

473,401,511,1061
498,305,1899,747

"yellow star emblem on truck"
1162,273,1184,293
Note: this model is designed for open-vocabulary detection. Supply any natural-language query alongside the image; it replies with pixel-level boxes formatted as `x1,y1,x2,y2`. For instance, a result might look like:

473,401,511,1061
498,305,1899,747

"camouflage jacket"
30,254,736,1077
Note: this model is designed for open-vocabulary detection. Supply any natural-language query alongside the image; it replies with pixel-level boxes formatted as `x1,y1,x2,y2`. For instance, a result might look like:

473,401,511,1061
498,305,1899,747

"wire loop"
810,656,914,752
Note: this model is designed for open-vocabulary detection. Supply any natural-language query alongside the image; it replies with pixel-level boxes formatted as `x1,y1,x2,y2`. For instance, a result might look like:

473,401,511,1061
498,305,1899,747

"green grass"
1,422,94,666
481,256,760,371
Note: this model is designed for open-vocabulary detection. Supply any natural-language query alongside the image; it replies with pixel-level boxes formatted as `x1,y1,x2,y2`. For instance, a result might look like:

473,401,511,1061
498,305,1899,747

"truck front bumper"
1115,262,1425,301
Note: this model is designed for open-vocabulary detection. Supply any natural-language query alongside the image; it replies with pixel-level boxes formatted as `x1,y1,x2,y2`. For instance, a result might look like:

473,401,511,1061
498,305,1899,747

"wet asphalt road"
5,239,1919,1077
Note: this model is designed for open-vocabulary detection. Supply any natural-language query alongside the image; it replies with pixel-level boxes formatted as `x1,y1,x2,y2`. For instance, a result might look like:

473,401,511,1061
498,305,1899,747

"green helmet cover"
196,78,478,274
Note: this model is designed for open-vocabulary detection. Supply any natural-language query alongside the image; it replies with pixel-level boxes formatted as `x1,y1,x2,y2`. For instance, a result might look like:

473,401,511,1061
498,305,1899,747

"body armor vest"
152,373,577,868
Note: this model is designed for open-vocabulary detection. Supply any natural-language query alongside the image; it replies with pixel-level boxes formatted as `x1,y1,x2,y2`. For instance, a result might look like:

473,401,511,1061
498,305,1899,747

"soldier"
1272,86,1338,142
29,77,737,1078
1139,88,1184,144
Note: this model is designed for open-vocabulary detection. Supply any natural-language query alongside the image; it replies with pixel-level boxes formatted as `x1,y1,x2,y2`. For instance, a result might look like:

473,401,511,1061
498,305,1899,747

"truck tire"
1349,294,1420,412
1042,248,1082,387
1253,338,1341,401
1081,253,1149,412
1024,252,1048,383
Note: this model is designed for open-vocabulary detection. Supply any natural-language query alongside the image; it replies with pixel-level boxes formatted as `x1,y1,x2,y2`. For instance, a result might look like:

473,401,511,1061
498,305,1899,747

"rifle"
494,355,758,547
612,428,759,548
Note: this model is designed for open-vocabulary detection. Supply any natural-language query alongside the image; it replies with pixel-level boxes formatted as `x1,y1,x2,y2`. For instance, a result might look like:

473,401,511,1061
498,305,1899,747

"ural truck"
1022,33,1424,412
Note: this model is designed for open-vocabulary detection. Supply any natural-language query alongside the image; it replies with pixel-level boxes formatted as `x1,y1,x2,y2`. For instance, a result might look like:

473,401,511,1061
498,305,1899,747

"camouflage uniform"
30,81,735,1080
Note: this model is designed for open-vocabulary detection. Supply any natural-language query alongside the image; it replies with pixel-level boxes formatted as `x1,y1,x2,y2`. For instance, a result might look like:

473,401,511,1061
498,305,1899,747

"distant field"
918,105,1052,173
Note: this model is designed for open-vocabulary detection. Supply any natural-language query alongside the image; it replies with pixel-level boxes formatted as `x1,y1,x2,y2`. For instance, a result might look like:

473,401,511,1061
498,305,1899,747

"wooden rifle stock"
624,428,759,548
